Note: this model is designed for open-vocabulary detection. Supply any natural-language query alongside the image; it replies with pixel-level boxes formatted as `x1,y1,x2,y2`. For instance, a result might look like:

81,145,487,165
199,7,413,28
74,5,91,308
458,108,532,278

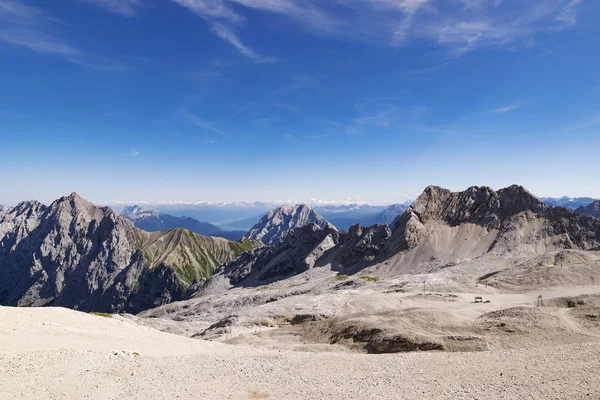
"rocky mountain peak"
283,222,340,246
10,200,46,216
0,193,261,313
46,192,130,231
384,184,600,268
497,184,546,215
121,205,160,219
395,185,547,231
247,203,336,245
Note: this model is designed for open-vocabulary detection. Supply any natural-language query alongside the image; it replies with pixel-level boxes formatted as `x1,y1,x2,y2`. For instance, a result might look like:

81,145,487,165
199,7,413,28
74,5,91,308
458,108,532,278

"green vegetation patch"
359,275,381,282
230,238,262,256
90,312,112,318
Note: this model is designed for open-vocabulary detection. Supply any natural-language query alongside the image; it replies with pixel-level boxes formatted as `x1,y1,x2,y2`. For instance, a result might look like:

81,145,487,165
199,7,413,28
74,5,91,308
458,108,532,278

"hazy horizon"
1,184,599,208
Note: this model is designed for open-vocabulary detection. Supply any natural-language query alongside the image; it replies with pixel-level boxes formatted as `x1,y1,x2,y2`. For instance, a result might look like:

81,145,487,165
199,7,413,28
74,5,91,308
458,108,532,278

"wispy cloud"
556,0,582,24
172,0,585,61
80,0,143,17
181,111,226,135
493,101,523,113
172,0,276,63
130,148,140,157
308,197,373,206
0,0,129,69
0,0,80,56
210,22,276,63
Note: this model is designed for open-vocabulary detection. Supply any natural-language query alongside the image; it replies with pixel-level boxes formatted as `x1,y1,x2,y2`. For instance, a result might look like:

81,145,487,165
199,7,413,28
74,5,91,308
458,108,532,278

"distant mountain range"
114,202,413,233
120,205,247,241
143,202,279,225
541,196,597,210
323,202,412,230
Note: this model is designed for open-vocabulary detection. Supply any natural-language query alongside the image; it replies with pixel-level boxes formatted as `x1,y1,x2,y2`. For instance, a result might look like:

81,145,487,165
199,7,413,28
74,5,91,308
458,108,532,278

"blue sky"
0,0,599,205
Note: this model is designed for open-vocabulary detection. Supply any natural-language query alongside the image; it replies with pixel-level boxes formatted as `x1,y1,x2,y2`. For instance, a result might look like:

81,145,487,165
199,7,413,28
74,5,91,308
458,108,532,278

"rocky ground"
132,251,600,354
1,305,600,400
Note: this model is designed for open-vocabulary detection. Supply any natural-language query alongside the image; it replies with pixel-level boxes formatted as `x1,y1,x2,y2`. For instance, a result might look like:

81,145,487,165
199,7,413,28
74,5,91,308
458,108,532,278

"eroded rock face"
337,224,391,265
386,185,600,257
576,200,600,219
247,204,336,245
392,185,546,233
208,223,341,288
0,205,12,220
0,193,258,313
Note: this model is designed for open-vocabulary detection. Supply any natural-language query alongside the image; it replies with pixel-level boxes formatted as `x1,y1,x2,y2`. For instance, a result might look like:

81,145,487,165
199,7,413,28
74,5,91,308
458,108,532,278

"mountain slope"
133,228,256,288
201,222,390,292
247,204,336,245
575,200,600,218
380,185,600,272
201,185,600,292
0,193,260,313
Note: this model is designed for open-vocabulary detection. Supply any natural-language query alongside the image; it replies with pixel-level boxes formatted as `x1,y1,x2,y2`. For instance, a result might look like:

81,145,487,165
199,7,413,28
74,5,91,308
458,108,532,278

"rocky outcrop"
337,224,391,266
575,200,600,218
247,204,336,245
206,223,341,289
381,185,600,271
0,205,12,220
0,193,260,313
201,220,394,293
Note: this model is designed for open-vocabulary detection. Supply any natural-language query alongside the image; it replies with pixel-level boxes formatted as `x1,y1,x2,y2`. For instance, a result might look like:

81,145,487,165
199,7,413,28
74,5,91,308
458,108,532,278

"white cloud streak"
181,111,226,135
80,0,143,17
171,0,585,61
172,0,276,63
0,0,129,69
0,0,80,56
210,23,276,63
493,101,523,113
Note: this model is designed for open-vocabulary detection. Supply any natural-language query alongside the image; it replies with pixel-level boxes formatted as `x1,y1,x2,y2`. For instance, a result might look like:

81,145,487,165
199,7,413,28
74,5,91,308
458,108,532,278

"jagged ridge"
0,193,260,313
203,185,600,292
575,200,600,218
